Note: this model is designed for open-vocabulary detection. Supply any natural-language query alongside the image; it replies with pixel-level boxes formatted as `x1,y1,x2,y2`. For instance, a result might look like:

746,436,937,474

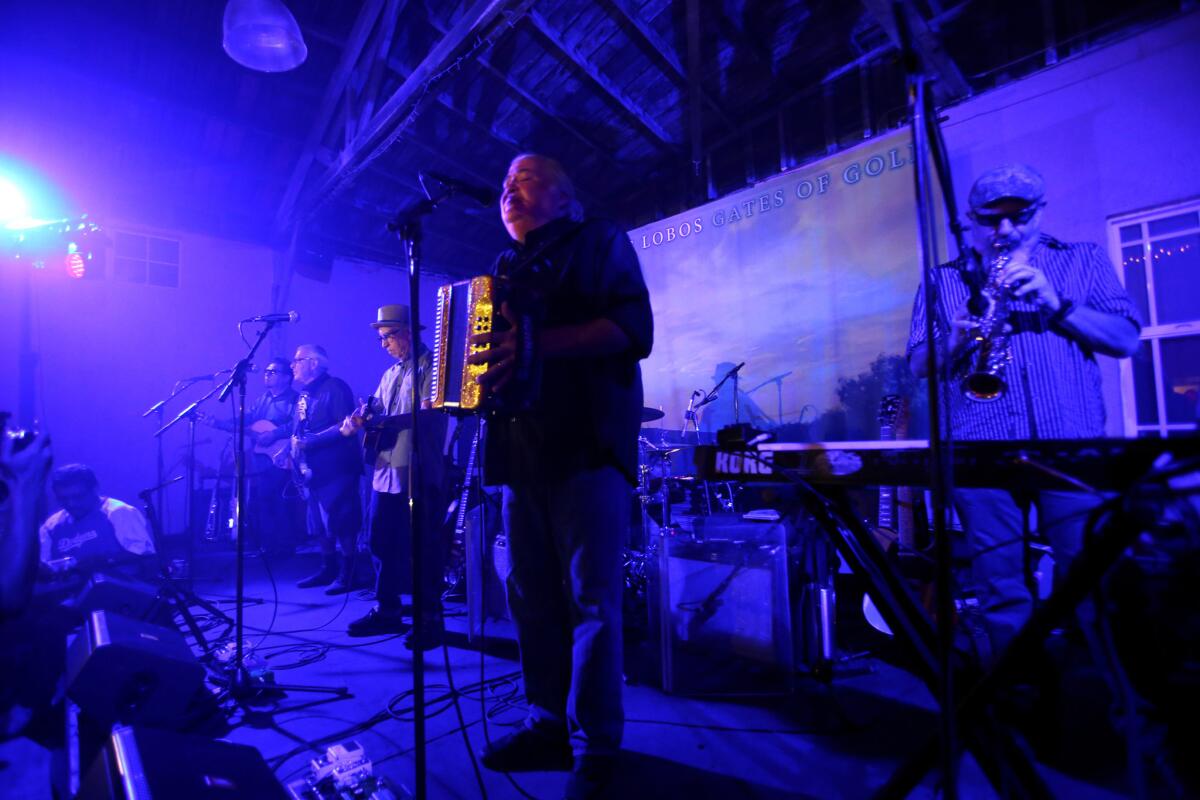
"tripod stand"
215,323,350,702
137,475,231,656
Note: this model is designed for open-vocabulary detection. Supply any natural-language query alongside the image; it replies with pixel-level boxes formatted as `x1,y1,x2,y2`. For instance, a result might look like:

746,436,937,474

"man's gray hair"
512,153,584,222
296,344,329,370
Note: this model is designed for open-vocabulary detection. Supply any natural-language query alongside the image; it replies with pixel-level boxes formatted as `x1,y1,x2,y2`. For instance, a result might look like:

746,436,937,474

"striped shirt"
370,348,433,494
906,235,1141,440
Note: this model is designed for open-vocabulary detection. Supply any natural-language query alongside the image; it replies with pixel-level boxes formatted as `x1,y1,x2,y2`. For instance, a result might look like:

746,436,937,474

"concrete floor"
1,547,1136,799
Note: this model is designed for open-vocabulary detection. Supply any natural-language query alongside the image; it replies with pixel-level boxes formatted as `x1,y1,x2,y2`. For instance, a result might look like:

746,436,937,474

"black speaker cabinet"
77,573,174,627
66,609,206,728
78,725,287,799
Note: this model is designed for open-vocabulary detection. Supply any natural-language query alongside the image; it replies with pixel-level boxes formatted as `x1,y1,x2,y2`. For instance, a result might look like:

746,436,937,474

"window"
113,231,180,287
1109,200,1200,437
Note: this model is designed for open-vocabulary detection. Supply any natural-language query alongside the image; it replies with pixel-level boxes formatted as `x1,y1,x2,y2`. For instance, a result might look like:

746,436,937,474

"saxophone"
962,244,1014,402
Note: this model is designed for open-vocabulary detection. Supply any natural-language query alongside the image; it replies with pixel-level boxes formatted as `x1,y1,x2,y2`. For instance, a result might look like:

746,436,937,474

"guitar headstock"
878,394,907,441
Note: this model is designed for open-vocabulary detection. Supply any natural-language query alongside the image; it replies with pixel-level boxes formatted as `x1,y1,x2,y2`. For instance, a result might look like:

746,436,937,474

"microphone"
421,171,496,207
179,365,257,383
242,311,300,324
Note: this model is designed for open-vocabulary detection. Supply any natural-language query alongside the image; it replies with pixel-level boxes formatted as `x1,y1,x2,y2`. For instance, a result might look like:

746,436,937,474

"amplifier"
77,573,174,627
657,515,794,695
66,609,206,728
463,498,510,640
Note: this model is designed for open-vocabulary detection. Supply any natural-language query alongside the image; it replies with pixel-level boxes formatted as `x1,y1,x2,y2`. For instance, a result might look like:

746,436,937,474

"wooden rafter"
296,0,533,225
274,0,388,233
525,8,677,151
601,0,735,131
383,57,600,207
860,0,971,101
422,15,622,169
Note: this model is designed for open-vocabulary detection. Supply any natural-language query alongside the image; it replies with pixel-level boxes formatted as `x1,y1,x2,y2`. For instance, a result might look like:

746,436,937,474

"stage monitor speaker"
78,725,287,800
658,514,794,695
66,609,206,728
77,573,174,627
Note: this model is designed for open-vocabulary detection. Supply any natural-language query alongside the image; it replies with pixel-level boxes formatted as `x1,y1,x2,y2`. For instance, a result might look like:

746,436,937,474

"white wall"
0,222,276,529
278,257,444,401
937,11,1200,432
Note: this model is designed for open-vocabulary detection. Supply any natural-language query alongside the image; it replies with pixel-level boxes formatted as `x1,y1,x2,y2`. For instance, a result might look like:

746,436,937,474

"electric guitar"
864,395,925,636
288,393,313,487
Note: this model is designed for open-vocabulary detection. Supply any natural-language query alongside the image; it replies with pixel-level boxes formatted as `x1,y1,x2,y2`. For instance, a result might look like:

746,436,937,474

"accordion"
430,275,495,411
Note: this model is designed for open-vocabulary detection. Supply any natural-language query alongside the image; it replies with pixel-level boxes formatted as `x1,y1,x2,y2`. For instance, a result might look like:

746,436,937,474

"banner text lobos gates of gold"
637,143,915,249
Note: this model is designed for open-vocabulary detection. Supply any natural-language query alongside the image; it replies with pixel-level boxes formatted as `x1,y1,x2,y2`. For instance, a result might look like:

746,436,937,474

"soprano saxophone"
962,245,1014,402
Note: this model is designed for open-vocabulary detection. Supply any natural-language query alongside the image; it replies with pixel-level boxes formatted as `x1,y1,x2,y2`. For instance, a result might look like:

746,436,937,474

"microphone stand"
387,177,489,799
388,192,443,800
215,331,349,703
137,475,232,654
748,371,791,428
154,376,224,591
889,4,1021,797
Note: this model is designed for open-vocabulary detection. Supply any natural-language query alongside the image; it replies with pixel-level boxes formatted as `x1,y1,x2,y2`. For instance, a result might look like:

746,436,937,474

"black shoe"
296,565,337,588
324,577,356,595
563,754,617,800
403,622,444,651
480,727,573,773
347,608,409,637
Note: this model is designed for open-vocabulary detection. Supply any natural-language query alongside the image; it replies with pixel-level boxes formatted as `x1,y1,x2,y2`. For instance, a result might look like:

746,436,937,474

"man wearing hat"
906,164,1140,664
340,305,447,647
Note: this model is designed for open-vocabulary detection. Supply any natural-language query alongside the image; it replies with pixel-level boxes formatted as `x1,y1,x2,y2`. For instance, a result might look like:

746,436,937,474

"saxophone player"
906,163,1143,729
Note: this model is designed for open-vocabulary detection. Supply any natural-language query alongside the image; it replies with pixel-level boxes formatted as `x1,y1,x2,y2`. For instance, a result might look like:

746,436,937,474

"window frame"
1107,196,1200,438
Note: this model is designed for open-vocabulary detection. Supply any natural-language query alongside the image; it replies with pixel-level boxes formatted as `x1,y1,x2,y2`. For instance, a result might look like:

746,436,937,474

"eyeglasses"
378,330,406,343
290,357,317,365
969,202,1043,228
264,368,285,375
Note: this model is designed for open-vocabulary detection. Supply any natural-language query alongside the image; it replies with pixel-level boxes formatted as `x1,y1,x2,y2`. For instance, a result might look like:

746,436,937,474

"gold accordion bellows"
431,275,494,411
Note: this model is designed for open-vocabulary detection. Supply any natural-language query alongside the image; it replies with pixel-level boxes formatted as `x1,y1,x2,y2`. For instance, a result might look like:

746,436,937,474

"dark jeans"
368,486,445,622
307,475,362,565
953,488,1103,657
249,467,303,552
502,465,628,757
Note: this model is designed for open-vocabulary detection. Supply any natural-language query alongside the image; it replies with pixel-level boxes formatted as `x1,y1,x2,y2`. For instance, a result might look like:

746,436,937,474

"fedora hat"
371,304,424,330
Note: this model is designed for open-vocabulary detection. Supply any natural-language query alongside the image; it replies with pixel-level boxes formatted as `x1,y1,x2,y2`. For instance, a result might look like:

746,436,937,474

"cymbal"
640,407,665,423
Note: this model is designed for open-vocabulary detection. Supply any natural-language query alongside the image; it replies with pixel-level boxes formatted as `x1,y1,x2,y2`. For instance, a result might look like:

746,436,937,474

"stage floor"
3,547,1134,799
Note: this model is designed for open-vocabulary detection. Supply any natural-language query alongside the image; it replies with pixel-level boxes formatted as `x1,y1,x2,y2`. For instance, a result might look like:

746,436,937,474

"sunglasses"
969,202,1043,227
378,329,407,343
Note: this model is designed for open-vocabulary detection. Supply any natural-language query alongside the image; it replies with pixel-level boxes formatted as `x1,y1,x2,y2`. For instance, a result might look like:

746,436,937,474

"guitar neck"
455,430,481,533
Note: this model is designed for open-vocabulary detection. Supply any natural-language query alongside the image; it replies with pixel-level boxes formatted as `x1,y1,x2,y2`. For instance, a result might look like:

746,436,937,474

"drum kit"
631,406,742,552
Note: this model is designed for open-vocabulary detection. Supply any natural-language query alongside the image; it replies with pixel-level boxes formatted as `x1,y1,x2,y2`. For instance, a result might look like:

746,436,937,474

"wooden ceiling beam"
383,57,601,207
422,16,623,171
274,0,388,233
524,8,677,152
302,0,534,221
860,0,971,101
600,0,735,132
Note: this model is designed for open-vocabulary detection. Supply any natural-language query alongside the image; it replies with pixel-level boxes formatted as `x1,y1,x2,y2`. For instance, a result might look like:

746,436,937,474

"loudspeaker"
77,573,174,627
658,514,794,695
78,725,287,799
66,610,207,728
